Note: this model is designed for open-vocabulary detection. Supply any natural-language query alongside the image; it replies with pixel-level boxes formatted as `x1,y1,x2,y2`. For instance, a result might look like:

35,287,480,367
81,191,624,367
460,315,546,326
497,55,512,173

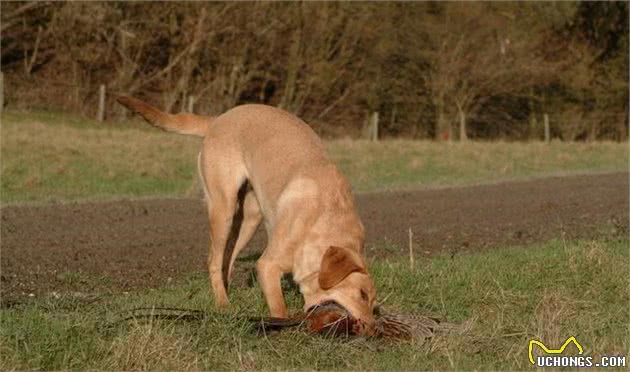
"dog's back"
209,104,332,204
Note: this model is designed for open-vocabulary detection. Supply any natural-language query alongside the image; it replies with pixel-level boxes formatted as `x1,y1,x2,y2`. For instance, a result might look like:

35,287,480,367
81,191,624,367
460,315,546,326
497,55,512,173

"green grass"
329,139,628,193
1,109,628,204
2,237,627,370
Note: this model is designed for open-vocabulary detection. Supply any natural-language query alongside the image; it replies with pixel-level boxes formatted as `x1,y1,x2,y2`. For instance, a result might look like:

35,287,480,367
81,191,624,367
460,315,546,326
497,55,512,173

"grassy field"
1,237,627,370
2,110,628,370
2,109,628,203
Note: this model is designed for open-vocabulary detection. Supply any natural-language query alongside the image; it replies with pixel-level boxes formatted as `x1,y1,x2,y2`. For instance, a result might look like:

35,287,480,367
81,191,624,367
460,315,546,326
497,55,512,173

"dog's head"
308,246,377,336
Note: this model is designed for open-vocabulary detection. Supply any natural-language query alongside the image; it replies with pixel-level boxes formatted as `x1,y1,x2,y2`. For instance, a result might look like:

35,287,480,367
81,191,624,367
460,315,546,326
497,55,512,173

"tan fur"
117,96,213,137
117,96,377,335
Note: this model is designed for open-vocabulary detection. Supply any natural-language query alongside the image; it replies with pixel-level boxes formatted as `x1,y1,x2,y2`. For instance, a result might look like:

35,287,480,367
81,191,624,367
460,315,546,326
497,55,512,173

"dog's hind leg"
226,187,262,284
200,149,246,308
206,195,236,307
197,152,211,201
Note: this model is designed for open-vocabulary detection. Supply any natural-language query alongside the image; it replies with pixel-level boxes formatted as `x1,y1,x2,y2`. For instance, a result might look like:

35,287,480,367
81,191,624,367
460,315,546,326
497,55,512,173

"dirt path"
2,172,627,302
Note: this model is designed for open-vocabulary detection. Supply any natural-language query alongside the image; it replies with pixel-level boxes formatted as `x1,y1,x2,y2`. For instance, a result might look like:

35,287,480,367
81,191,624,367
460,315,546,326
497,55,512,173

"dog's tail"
116,96,211,137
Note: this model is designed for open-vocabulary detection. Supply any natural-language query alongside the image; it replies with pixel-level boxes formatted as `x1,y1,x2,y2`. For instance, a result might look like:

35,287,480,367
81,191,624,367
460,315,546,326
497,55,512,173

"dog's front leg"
257,253,288,318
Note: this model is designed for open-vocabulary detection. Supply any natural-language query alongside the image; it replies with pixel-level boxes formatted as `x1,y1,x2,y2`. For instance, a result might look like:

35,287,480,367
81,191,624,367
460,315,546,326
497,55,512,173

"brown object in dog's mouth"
251,305,448,342
307,304,443,341
309,311,354,335
305,303,356,336
251,300,357,336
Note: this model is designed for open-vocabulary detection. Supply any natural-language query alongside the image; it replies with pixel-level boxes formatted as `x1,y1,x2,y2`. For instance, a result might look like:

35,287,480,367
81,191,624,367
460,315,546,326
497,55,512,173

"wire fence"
2,73,627,141
2,76,194,122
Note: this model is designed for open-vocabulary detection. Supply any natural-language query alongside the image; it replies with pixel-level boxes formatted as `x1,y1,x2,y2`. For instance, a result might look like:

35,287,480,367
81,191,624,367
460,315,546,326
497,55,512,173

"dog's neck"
296,270,319,294
295,270,322,310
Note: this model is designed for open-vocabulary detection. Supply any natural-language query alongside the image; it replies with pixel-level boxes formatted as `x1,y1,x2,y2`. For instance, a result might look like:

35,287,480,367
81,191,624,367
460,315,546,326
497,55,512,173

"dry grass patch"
0,339,25,372
104,320,200,371
529,291,581,361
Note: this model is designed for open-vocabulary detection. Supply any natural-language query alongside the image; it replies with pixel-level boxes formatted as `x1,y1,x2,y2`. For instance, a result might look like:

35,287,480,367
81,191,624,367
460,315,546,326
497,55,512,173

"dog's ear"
319,246,367,290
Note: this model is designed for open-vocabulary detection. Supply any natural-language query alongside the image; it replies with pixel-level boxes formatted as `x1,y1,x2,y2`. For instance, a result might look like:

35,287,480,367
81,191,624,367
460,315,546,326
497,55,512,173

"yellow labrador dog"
117,97,377,335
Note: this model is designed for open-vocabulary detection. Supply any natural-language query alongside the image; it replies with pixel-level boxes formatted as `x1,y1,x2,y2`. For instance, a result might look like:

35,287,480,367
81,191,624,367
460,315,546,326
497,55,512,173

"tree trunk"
279,28,302,112
390,106,397,129
458,105,468,142
447,120,452,142
623,105,629,140
72,61,81,109
0,72,4,114
528,88,538,140
435,97,449,141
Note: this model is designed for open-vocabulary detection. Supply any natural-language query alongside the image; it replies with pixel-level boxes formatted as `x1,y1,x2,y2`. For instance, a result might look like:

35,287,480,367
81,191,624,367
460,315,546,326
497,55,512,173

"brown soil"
1,172,627,304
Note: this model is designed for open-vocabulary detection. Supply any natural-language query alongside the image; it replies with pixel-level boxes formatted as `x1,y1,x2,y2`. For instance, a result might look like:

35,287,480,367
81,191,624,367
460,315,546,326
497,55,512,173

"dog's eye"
360,289,369,302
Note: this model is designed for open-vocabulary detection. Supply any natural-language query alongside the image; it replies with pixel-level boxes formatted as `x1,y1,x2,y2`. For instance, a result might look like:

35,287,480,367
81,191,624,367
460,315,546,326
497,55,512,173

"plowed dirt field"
2,172,627,304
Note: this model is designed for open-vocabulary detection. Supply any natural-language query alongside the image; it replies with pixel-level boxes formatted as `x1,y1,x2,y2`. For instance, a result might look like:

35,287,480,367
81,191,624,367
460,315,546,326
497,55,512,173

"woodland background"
1,1,628,140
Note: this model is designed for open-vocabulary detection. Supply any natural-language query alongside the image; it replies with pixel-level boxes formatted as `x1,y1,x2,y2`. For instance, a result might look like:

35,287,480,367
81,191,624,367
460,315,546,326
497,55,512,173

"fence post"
543,113,550,142
188,95,195,113
97,84,106,122
371,111,379,141
0,72,4,114
408,228,415,270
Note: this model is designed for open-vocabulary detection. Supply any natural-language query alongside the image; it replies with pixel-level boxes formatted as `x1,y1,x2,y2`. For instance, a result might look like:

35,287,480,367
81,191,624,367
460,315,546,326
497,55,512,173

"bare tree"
0,2,625,140
409,3,565,141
